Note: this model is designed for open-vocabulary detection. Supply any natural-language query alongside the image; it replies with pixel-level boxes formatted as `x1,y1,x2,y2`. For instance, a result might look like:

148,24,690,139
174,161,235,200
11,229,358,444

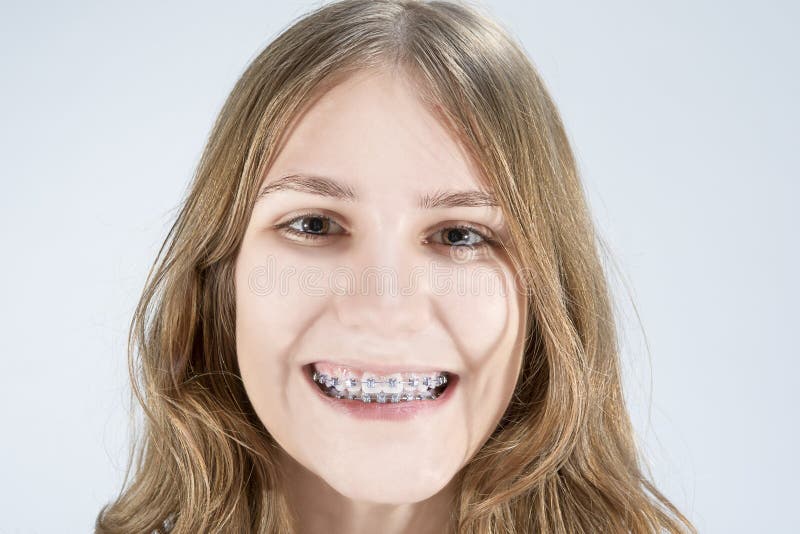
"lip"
308,359,455,376
302,364,458,421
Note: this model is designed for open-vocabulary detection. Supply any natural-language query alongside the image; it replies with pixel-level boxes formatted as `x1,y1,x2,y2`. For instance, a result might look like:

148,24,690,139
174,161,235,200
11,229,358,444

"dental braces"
311,370,448,403
311,370,448,389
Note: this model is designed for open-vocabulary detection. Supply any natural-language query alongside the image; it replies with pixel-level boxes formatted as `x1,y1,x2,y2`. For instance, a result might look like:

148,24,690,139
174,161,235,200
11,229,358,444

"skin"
234,67,527,534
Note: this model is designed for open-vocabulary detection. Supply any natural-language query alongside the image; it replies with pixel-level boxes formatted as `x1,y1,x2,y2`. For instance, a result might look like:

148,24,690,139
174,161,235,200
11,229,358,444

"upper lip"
306,358,457,376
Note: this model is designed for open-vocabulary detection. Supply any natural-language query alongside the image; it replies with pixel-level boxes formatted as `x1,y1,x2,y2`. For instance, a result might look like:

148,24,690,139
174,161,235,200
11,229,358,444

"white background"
0,1,796,532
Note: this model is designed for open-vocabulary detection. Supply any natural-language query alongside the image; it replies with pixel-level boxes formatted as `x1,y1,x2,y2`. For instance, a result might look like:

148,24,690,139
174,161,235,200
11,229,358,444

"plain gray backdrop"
1,1,797,532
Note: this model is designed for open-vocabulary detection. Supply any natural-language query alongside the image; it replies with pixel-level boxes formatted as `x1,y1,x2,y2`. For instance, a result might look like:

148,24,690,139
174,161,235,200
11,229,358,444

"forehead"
264,68,486,199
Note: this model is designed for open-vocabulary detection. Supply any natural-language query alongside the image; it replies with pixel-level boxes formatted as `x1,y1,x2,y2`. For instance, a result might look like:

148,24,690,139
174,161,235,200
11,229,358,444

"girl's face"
235,68,526,504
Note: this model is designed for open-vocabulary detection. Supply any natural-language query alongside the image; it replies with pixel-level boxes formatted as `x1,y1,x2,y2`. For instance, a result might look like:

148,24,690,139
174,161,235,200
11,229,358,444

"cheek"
435,263,519,368
236,251,325,356
435,263,524,446
233,246,330,433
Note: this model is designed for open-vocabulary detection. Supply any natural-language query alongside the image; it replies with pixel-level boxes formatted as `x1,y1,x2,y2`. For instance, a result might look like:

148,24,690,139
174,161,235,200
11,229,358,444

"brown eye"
430,225,493,248
295,215,329,234
275,212,346,242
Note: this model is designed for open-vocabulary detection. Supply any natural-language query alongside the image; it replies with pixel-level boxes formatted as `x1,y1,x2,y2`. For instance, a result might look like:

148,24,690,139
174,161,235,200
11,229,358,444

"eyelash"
273,210,499,249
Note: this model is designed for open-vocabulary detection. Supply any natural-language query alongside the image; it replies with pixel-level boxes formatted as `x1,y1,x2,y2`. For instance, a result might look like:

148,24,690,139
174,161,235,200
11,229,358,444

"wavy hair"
95,1,696,532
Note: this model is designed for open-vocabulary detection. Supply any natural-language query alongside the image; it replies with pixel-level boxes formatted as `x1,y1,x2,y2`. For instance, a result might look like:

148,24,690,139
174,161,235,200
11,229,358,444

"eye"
273,211,498,251
275,211,347,242
426,224,495,248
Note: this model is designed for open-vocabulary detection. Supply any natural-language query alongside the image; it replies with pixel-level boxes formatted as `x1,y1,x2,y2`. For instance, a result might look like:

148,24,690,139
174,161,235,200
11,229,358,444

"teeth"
385,373,404,394
362,373,380,394
311,365,450,403
344,370,361,395
406,377,419,388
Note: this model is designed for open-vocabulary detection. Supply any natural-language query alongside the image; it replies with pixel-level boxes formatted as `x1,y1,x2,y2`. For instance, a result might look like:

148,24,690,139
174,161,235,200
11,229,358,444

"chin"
312,451,458,504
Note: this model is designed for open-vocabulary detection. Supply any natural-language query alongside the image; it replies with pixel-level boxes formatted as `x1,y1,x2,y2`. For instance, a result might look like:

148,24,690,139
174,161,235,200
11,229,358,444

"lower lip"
302,365,458,421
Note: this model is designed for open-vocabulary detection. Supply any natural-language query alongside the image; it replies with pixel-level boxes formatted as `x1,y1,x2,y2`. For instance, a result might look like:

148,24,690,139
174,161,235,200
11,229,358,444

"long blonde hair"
96,1,696,532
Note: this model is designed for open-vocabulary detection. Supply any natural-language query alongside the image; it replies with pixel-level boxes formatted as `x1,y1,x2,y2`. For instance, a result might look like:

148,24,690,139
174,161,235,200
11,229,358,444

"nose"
332,229,430,338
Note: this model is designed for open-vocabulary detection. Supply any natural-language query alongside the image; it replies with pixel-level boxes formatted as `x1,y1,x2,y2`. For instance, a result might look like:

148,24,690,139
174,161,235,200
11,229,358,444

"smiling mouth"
304,364,452,403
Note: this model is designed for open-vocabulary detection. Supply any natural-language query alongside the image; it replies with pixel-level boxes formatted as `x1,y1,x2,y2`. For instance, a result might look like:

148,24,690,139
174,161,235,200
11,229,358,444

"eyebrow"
255,173,499,209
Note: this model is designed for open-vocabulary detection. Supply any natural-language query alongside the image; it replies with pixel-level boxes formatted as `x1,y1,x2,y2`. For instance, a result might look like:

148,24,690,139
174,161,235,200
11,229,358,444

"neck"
277,449,458,534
